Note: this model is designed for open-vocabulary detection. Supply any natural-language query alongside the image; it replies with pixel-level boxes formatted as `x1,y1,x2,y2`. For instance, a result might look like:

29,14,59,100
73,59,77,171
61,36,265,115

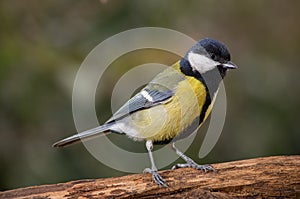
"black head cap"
187,38,231,63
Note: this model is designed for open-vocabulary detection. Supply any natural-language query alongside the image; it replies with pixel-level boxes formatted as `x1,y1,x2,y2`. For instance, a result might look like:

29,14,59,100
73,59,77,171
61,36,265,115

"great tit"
53,38,237,187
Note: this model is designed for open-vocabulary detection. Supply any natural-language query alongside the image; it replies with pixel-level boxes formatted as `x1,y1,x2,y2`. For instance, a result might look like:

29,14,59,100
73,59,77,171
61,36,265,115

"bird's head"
181,38,237,78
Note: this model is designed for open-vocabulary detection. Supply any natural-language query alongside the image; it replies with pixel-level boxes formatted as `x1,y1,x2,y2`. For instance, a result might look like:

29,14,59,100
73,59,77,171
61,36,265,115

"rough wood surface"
1,156,299,198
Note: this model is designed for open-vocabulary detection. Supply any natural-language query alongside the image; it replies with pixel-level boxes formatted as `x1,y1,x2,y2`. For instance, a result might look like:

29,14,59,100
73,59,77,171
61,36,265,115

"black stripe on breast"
153,59,223,145
180,58,222,125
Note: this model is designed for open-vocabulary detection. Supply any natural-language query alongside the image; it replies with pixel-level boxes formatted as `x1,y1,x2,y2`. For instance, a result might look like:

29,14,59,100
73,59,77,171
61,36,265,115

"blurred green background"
1,0,299,191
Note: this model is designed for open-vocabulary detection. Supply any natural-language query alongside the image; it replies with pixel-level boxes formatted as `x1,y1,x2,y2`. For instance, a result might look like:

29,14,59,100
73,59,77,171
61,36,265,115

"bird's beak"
221,61,238,69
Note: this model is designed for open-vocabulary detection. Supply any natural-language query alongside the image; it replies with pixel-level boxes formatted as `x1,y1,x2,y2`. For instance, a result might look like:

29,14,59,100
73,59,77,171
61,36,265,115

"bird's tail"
52,123,112,147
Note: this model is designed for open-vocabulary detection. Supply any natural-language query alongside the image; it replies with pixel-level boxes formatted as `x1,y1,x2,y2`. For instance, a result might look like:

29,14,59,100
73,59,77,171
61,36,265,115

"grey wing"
106,85,173,123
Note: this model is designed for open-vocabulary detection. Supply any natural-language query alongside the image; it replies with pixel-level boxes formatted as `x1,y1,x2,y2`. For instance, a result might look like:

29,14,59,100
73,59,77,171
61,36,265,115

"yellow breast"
129,63,209,142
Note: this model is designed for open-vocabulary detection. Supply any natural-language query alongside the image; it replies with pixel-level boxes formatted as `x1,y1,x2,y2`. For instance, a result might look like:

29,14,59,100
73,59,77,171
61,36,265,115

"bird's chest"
127,77,207,142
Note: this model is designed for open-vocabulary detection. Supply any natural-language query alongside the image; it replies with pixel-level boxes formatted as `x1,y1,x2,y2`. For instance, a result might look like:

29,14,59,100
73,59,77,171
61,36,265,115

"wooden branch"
1,156,299,198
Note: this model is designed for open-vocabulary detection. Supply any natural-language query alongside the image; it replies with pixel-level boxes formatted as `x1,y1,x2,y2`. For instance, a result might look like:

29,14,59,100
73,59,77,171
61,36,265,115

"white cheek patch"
188,52,219,73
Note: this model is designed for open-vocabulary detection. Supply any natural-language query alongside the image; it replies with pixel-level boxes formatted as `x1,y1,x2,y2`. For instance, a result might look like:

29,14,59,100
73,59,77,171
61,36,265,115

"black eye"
211,53,216,60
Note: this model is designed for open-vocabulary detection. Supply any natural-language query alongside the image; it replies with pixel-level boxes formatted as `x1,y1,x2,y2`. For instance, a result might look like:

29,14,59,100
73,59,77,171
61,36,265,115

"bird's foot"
172,161,215,172
143,168,168,187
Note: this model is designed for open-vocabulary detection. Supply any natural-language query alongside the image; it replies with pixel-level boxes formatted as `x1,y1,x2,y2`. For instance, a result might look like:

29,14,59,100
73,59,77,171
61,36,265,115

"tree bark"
1,156,299,198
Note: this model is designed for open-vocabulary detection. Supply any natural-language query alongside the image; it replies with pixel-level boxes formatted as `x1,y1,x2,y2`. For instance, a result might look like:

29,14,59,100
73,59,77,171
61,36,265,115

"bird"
53,38,237,187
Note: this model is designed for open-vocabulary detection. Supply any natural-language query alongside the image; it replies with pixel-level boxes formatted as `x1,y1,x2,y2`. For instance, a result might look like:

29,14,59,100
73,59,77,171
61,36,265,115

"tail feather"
52,124,112,147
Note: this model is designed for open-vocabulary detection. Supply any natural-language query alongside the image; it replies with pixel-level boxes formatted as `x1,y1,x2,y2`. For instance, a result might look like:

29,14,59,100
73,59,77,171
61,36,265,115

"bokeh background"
1,1,299,190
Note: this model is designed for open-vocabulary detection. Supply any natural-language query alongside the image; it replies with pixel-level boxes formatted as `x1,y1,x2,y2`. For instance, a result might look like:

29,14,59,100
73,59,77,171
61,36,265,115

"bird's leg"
143,140,168,187
170,143,215,172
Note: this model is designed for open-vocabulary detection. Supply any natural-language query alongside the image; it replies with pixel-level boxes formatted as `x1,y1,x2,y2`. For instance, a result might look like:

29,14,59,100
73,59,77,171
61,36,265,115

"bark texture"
1,156,299,198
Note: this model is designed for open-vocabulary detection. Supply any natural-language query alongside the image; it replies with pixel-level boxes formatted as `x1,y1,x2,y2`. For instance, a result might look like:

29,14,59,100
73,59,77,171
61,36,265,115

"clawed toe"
172,163,215,172
144,168,168,187
199,164,215,172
